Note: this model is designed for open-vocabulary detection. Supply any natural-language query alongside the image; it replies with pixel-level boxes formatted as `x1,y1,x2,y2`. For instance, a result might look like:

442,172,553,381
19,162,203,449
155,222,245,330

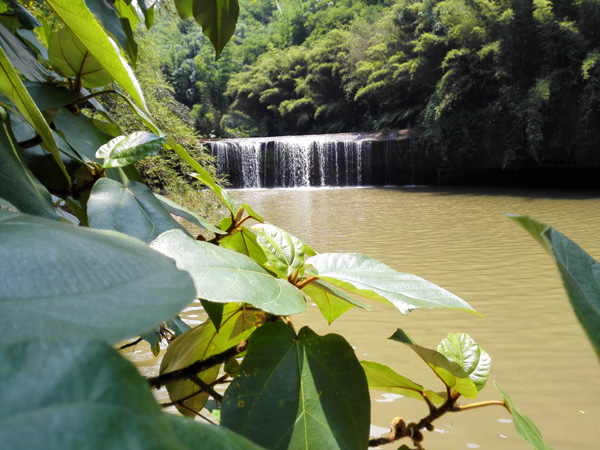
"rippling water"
229,186,600,450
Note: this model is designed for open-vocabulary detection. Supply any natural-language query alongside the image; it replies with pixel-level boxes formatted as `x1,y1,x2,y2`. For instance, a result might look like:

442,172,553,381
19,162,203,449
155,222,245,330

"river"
127,185,600,449
230,186,600,450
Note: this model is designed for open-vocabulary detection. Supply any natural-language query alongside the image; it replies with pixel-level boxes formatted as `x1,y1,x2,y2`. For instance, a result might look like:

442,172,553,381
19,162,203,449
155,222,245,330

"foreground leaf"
222,322,370,450
511,215,600,358
0,211,195,345
306,253,478,315
389,329,478,398
96,131,166,168
151,230,306,315
220,226,268,265
155,193,224,235
494,382,555,450
88,178,188,243
302,279,369,324
192,0,239,58
0,338,265,450
360,361,446,404
253,223,305,279
160,304,266,416
437,333,491,391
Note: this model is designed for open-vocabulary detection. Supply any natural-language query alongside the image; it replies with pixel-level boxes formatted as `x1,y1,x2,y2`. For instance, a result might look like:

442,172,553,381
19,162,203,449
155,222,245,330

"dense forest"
149,0,600,170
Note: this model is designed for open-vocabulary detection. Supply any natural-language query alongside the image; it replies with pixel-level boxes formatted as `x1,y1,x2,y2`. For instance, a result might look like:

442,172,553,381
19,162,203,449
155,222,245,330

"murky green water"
229,186,600,450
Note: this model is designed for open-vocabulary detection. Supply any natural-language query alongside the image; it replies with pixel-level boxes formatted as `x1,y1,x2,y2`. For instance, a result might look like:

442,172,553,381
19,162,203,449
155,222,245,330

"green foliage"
0,2,563,450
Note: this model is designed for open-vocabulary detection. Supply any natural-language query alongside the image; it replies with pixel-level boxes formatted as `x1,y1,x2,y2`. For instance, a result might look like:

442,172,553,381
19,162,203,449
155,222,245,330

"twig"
118,337,143,350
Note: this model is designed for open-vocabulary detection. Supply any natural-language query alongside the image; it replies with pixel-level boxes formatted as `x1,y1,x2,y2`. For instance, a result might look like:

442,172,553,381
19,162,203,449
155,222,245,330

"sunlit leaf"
494,382,556,450
220,226,268,265
88,178,188,243
222,322,370,450
96,131,166,168
192,0,239,58
253,223,305,279
0,211,195,346
360,361,446,404
302,279,369,324
175,0,193,18
154,193,224,235
240,203,263,222
306,253,478,315
511,215,600,359
45,0,147,110
151,230,307,315
160,304,266,416
437,333,491,391
389,329,478,398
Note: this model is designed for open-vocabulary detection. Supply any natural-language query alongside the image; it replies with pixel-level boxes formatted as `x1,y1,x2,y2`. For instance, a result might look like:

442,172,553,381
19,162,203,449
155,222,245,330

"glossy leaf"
96,131,166,168
151,230,306,315
494,382,556,450
437,333,491,391
0,22,47,82
45,0,147,110
24,82,79,111
0,45,68,182
511,215,600,358
48,27,113,87
219,226,268,265
360,361,446,404
88,178,188,243
253,223,305,279
192,0,239,58
240,203,264,222
389,329,478,398
0,338,264,450
222,322,370,450
53,107,113,161
160,304,266,416
155,193,224,234
0,107,58,220
302,279,369,324
306,253,478,315
0,211,196,346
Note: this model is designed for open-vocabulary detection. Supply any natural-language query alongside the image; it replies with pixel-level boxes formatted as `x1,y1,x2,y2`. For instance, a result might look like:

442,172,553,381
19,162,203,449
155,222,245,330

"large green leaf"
192,0,239,58
88,178,188,243
53,107,114,161
151,230,306,315
437,333,491,391
0,45,68,183
0,22,48,82
253,223,305,279
24,82,80,111
7,0,42,29
175,0,194,18
84,0,133,61
45,0,147,110
221,322,370,450
0,211,195,345
154,193,224,235
160,304,266,416
360,360,446,404
306,253,478,315
511,215,600,358
0,107,58,220
48,27,113,88
494,382,556,450
389,329,478,398
96,131,166,168
0,338,266,450
302,279,369,324
220,226,268,266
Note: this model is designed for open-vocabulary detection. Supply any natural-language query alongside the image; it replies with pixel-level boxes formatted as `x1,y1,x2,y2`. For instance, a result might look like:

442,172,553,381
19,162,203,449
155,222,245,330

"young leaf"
240,203,263,223
253,223,305,279
151,230,307,315
437,333,491,391
511,215,600,358
220,226,268,265
160,304,266,416
88,178,189,243
360,361,446,404
389,329,478,398
192,0,239,58
221,322,370,450
95,131,166,168
306,253,478,315
494,382,556,450
302,279,370,324
45,0,147,110
0,211,196,346
48,28,113,88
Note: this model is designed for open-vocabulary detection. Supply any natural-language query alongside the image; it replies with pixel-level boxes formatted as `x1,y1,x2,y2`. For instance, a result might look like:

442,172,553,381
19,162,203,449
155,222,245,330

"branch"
147,340,247,389
190,374,223,403
118,337,143,350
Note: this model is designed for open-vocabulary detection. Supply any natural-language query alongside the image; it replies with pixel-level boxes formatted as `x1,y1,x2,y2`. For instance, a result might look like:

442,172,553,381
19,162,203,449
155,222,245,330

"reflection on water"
230,186,600,450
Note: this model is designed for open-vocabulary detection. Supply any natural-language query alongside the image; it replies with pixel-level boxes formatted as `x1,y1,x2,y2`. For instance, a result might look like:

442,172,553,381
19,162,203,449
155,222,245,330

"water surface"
230,186,600,450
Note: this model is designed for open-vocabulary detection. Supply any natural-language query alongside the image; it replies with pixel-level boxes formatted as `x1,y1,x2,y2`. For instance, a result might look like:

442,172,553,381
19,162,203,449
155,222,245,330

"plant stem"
452,400,507,412
296,276,318,289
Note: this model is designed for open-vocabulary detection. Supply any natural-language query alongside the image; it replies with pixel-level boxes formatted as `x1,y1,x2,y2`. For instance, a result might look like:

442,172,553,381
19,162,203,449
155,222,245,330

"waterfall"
209,132,414,188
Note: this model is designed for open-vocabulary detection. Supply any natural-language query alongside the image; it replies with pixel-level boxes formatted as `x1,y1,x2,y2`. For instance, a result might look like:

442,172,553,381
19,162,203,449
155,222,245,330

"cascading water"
209,132,416,188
